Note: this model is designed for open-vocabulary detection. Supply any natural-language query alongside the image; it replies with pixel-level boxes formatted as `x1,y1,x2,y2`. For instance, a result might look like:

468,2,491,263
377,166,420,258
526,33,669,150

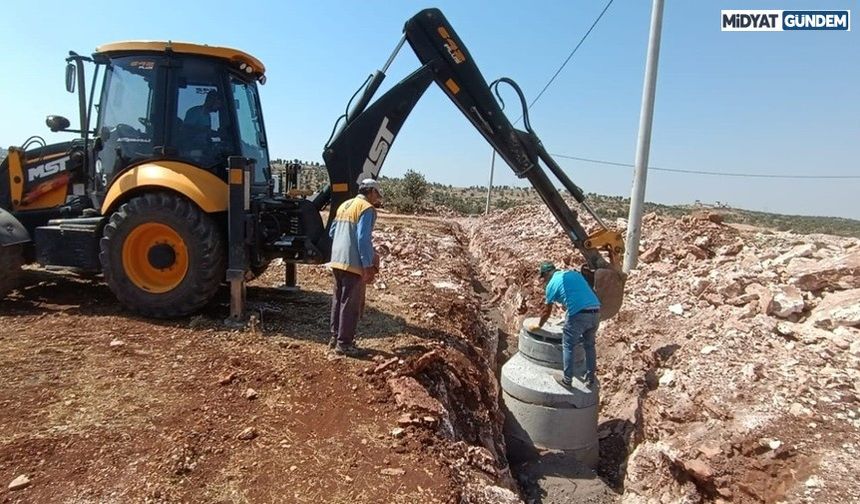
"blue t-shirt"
545,270,600,315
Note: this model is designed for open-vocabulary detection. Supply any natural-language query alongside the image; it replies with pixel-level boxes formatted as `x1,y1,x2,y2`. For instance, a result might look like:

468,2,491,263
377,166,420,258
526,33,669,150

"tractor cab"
82,42,272,202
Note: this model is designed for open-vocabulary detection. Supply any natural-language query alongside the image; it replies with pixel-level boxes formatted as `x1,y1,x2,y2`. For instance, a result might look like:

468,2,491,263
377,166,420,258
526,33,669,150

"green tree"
378,170,430,213
402,170,429,209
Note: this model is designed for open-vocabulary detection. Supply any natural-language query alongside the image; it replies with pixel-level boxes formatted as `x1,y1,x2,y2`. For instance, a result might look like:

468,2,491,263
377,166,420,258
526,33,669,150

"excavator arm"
320,8,626,318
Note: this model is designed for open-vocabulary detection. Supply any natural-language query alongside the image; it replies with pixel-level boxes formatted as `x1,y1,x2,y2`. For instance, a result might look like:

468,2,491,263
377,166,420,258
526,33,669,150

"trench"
454,219,657,504
382,209,840,503
369,216,659,503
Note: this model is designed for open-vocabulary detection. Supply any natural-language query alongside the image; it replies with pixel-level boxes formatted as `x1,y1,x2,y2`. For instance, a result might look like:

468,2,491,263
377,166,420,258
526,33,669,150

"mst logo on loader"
437,26,465,64
360,117,394,181
27,156,70,183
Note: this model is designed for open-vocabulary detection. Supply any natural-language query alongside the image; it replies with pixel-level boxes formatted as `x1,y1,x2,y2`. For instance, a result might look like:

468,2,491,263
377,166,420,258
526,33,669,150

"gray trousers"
331,269,365,345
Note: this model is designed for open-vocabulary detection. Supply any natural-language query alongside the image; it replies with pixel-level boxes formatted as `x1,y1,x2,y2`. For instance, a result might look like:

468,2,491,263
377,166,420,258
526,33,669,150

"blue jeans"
562,311,600,381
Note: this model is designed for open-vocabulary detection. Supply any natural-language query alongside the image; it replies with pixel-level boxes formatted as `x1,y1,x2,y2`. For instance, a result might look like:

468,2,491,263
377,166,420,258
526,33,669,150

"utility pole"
624,0,665,273
485,150,496,214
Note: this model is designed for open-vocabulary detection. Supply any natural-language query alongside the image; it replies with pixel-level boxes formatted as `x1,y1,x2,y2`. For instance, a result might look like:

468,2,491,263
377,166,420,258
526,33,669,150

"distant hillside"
256,161,860,239
0,147,7,162
442,185,860,238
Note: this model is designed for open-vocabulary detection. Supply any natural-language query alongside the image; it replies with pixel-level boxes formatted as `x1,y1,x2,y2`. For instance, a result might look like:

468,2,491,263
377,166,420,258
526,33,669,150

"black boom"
320,8,613,270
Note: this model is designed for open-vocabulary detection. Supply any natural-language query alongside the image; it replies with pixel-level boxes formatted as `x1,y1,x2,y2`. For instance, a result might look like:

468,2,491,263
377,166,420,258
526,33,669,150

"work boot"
334,342,366,357
582,372,596,389
328,335,337,349
554,375,573,389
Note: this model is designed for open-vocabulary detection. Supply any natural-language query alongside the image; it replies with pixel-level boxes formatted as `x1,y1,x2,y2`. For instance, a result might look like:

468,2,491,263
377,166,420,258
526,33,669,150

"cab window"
96,57,159,187
230,76,269,184
171,58,233,171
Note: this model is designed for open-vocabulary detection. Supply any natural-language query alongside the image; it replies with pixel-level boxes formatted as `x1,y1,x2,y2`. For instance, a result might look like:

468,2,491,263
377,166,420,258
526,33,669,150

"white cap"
358,178,384,198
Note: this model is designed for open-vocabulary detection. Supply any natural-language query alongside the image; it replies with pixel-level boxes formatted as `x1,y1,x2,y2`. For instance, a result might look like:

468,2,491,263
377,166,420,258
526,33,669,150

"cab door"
165,56,237,179
228,74,271,192
94,55,167,200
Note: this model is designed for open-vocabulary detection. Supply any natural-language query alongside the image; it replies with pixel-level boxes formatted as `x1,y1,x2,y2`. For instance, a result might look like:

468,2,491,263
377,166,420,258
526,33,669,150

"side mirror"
46,115,71,132
65,63,76,93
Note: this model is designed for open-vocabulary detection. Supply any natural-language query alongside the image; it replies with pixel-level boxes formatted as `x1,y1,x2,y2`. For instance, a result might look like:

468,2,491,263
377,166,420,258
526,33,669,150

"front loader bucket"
594,268,626,320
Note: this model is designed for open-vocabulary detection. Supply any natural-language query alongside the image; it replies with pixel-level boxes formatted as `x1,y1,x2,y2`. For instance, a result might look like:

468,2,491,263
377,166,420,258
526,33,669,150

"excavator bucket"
584,228,627,319
594,268,626,320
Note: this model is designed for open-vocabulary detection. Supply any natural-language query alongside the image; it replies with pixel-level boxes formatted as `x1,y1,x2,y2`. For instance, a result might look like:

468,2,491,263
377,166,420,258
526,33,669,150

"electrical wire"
552,153,860,180
516,3,855,182
489,3,856,185
514,0,615,123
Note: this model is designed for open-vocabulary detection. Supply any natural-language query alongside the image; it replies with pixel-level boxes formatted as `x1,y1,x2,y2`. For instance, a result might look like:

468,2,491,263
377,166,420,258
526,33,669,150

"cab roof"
95,41,266,78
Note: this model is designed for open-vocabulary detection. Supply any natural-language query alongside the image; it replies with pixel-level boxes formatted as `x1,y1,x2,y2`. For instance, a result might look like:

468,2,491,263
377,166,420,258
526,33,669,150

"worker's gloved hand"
527,323,541,332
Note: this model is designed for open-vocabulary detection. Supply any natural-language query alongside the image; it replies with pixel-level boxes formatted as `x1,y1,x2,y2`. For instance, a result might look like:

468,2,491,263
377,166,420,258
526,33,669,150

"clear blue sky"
1,0,857,218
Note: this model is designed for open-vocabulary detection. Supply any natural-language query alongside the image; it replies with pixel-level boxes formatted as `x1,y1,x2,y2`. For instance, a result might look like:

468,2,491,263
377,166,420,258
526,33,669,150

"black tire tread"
100,192,225,318
0,244,24,299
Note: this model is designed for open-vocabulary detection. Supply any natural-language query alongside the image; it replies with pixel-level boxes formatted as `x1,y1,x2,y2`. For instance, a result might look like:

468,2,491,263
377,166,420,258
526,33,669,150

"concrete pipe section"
501,317,599,469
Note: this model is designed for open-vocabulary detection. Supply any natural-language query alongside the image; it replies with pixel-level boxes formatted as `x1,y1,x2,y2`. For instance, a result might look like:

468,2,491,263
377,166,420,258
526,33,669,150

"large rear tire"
0,244,24,299
100,192,225,318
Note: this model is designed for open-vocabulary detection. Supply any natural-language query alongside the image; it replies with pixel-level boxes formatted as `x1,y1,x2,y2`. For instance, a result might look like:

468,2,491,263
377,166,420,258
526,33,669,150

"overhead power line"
514,0,615,123
488,0,615,209
552,153,860,180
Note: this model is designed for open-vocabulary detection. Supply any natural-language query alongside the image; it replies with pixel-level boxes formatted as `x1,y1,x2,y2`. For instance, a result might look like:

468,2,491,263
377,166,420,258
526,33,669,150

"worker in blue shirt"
327,179,383,356
530,261,601,388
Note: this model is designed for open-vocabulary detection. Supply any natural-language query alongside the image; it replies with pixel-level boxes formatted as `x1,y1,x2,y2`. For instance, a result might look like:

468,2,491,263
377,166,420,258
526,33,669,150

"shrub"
379,170,430,213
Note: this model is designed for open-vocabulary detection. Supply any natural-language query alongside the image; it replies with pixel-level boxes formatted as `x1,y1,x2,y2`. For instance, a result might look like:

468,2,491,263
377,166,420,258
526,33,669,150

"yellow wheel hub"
121,222,189,293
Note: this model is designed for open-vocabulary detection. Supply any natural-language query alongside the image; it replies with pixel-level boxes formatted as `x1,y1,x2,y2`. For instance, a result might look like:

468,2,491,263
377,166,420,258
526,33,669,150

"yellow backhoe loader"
0,8,625,319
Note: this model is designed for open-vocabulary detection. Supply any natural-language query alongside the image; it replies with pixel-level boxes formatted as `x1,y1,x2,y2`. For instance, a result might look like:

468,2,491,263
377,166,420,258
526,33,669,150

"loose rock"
8,475,30,491
668,304,685,316
769,285,805,318
237,427,257,440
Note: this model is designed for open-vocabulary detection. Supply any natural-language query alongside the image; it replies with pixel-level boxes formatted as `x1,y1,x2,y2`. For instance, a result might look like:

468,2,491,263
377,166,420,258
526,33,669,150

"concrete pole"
624,0,665,273
485,150,496,214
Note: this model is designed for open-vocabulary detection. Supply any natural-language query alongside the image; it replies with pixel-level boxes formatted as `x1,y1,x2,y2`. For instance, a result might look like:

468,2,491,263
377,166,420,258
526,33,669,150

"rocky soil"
468,205,860,503
2,207,858,503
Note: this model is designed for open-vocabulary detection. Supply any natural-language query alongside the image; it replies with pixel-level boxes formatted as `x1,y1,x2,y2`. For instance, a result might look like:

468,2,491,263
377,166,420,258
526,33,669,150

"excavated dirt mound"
4,207,858,503
468,205,860,503
0,215,518,504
